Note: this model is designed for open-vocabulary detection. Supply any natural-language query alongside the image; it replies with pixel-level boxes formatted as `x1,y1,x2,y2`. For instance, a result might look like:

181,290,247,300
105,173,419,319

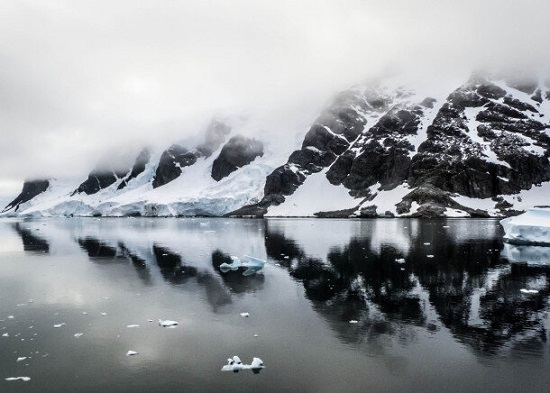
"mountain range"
3,72,550,218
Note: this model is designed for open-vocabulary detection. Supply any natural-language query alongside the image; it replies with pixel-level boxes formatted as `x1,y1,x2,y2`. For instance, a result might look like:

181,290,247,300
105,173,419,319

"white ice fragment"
5,377,31,382
74,333,84,338
520,289,539,294
395,258,406,264
126,324,140,328
349,320,359,324
158,319,178,328
54,323,66,328
126,350,139,356
501,209,550,245
240,312,250,317
221,356,265,373
16,357,27,362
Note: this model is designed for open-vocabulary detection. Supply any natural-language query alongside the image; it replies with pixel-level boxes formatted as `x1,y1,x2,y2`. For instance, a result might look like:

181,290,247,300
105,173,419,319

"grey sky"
1,0,549,201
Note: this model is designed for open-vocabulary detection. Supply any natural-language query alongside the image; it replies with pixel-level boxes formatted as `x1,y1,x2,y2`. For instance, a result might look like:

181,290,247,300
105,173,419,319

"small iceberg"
520,289,539,294
501,208,550,246
221,356,265,374
158,319,178,328
219,256,265,276
5,377,31,382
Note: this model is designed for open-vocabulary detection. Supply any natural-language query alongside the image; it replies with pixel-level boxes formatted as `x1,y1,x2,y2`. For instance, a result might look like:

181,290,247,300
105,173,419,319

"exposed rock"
73,169,126,196
152,144,198,188
211,135,263,181
3,179,49,212
118,148,151,190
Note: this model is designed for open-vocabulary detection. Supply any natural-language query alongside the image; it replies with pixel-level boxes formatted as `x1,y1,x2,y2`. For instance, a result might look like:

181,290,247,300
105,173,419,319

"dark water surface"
1,218,550,392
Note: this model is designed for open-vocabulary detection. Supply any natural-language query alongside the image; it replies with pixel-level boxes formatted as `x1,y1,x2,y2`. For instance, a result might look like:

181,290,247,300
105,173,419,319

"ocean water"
1,217,549,392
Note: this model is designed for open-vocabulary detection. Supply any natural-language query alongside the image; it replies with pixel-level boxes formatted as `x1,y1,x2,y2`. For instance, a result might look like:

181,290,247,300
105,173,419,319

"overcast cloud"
1,0,549,201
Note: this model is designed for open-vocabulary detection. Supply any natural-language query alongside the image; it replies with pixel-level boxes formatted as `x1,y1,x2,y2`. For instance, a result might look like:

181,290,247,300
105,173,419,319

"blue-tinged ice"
501,208,550,246
219,255,265,276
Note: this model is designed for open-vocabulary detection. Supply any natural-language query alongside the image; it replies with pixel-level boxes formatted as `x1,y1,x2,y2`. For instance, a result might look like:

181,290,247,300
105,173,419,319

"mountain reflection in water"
10,218,549,360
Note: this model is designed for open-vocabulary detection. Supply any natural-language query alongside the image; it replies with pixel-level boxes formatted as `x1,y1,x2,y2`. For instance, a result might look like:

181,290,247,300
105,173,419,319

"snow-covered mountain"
3,72,550,218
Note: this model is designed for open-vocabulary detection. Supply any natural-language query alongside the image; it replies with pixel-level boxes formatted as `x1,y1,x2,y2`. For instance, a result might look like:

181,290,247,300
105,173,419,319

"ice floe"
158,319,178,328
221,356,265,374
5,377,31,382
520,289,539,294
219,255,265,276
501,208,550,245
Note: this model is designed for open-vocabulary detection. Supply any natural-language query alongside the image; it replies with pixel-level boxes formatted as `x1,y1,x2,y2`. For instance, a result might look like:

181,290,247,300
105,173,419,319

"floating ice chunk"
126,350,139,356
240,312,250,318
158,319,178,328
74,333,84,338
501,209,550,245
221,356,265,374
5,377,31,382
126,324,140,328
16,357,27,362
395,258,406,264
520,289,539,294
219,256,265,276
349,320,358,324
54,323,66,328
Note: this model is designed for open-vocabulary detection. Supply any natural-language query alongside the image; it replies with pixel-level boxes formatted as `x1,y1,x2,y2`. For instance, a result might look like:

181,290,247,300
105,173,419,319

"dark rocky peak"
410,74,550,206
152,144,198,189
196,120,231,157
211,135,263,181
327,102,424,196
117,148,151,190
72,166,128,196
3,179,50,212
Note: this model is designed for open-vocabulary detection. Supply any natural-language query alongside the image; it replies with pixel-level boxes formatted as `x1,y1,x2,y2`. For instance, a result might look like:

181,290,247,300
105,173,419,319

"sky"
1,0,550,203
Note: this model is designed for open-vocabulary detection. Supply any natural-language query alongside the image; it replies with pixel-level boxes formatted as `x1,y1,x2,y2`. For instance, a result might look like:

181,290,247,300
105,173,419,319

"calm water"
1,218,550,392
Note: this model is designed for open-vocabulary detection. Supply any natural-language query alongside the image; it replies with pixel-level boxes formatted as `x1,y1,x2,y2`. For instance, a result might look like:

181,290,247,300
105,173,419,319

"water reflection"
9,218,550,360
12,223,49,253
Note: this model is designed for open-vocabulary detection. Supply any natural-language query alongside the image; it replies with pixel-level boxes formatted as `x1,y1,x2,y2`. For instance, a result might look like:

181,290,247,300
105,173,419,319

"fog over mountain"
1,0,550,201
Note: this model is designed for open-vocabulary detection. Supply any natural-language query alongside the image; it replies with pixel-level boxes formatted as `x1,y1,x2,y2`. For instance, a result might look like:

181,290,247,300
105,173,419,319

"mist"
1,0,549,199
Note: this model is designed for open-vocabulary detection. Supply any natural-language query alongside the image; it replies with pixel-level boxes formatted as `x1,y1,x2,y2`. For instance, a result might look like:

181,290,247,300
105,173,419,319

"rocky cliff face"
2,179,49,212
233,73,550,217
